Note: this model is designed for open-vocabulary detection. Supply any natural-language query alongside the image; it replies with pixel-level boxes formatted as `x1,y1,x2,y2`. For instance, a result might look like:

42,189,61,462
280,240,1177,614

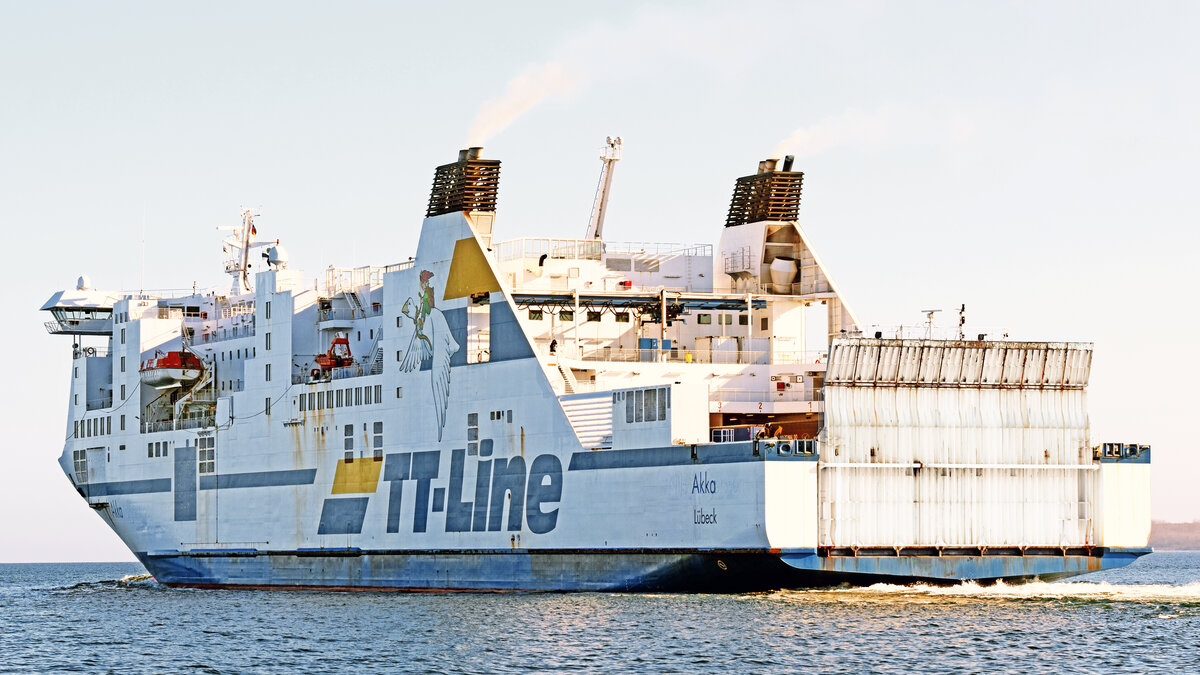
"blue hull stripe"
198,469,317,490
84,478,172,497
568,442,815,472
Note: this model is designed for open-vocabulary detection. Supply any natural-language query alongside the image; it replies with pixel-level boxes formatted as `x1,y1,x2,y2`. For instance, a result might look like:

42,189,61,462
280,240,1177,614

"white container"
769,257,798,287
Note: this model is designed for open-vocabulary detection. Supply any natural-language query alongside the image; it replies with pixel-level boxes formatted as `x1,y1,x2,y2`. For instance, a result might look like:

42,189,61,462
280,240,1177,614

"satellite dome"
266,245,289,269
76,275,90,290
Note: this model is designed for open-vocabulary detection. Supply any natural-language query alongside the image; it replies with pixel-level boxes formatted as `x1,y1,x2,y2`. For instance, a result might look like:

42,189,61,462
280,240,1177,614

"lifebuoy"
310,368,321,379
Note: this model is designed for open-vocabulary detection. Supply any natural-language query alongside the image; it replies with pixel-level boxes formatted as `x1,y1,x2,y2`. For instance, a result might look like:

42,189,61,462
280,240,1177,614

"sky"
1,1,1196,562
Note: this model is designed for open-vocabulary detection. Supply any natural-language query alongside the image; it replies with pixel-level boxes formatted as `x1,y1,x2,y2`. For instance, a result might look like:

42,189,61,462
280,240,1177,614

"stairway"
556,361,578,395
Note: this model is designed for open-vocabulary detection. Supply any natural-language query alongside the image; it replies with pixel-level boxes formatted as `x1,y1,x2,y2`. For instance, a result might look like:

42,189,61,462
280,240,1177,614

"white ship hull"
47,150,1152,590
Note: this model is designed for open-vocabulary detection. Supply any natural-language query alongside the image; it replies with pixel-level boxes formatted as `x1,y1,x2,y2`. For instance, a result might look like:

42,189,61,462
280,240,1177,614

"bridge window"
344,424,354,451
559,311,574,321
586,311,601,322
528,310,543,321
697,314,712,325
615,312,630,323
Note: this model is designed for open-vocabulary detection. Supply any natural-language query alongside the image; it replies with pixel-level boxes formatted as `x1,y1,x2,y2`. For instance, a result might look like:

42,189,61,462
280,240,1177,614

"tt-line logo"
378,449,563,535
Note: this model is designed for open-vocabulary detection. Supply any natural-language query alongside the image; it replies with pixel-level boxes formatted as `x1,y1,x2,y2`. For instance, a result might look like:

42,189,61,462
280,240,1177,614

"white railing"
324,263,410,296
494,238,603,263
141,416,215,433
219,303,254,319
606,242,713,257
199,324,255,343
712,388,820,403
572,347,769,365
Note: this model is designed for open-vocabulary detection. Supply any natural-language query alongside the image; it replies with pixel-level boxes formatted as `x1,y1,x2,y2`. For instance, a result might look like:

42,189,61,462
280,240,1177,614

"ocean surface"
1,553,1197,674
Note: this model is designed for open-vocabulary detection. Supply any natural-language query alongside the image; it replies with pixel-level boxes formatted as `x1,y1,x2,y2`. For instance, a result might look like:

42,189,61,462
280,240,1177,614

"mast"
584,136,622,240
220,209,260,294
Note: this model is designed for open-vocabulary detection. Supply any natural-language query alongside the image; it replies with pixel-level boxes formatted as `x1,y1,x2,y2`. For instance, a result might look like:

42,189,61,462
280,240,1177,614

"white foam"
772,580,1200,604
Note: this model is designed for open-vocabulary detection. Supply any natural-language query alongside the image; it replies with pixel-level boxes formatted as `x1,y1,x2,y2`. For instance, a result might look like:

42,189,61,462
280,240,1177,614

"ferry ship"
44,142,1152,590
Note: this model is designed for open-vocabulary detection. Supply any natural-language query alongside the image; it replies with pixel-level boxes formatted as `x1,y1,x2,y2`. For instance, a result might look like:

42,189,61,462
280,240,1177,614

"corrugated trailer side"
819,339,1100,551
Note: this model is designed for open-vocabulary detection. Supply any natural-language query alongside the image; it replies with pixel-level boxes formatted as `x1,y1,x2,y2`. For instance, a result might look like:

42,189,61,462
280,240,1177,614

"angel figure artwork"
398,269,461,440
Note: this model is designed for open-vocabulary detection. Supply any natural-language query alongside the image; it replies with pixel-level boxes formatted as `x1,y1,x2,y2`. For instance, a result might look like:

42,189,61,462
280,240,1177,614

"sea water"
1,553,1197,673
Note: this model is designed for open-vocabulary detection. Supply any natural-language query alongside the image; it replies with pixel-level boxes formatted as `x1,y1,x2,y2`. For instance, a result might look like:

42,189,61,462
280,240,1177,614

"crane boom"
584,136,622,240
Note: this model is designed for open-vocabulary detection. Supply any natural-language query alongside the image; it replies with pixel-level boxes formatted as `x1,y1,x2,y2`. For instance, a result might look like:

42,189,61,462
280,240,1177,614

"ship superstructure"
43,146,1152,590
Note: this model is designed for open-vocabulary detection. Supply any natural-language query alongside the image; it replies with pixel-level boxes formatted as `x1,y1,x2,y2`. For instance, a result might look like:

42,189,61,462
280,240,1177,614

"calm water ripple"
1,553,1198,673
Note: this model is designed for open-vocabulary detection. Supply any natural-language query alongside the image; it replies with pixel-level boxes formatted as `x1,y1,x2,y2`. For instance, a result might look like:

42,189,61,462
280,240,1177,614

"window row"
528,309,631,323
76,415,121,439
299,384,384,412
147,440,172,459
617,387,671,424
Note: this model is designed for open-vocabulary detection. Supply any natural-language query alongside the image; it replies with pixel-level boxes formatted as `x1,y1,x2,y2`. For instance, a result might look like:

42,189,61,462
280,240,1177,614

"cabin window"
73,450,88,483
355,387,362,406
373,421,384,449
120,328,125,344
615,312,630,323
635,389,644,422
586,311,601,322
633,258,660,273
761,318,768,331
659,387,668,418
625,394,634,423
720,314,733,325
120,356,126,372
739,314,748,326
344,424,354,451
326,391,334,408
265,363,272,382
74,367,77,379
336,390,343,407
559,311,573,321
120,385,125,400
120,415,125,431
697,314,712,325
369,329,374,340
198,437,215,474
645,388,657,422
265,397,272,416
265,301,271,320
147,442,153,458
357,331,361,342
265,332,272,350
365,386,373,405
374,385,382,402
300,395,307,412
315,392,324,410
528,310,543,321
308,392,316,410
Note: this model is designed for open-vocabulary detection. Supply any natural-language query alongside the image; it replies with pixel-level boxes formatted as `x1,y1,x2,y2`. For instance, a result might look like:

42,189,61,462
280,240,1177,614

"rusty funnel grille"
724,157,803,227
426,147,501,218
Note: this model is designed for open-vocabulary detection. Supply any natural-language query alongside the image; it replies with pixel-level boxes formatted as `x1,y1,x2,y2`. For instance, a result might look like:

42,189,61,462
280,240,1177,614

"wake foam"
775,580,1200,604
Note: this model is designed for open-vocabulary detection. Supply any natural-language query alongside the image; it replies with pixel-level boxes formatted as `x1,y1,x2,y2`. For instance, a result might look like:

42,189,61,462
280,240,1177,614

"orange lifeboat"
140,351,204,388
314,335,353,371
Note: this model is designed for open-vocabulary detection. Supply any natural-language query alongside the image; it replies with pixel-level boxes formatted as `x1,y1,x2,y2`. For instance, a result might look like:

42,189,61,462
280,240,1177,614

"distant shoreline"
1150,521,1200,551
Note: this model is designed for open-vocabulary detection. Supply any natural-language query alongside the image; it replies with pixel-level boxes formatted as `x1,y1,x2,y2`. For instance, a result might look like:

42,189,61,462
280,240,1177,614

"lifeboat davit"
140,351,204,388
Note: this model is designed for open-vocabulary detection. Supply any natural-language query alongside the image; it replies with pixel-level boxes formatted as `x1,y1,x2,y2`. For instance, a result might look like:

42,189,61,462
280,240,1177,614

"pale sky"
2,1,1196,562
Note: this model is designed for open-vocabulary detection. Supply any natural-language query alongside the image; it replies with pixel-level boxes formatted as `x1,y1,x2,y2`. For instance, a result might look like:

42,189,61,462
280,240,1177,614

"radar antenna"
584,136,622,240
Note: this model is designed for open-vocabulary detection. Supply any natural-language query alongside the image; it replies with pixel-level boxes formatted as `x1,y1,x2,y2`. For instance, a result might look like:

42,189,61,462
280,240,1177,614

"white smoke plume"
465,62,580,148
772,104,976,160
